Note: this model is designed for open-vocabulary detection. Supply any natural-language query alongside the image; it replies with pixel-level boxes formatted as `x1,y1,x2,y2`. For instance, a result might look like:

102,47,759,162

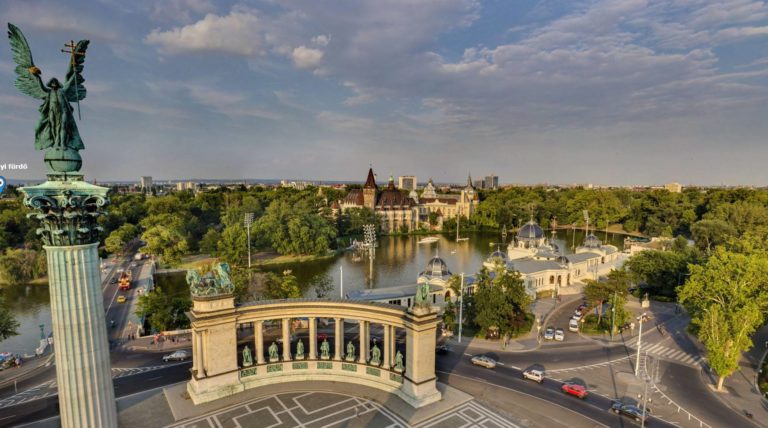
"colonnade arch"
187,296,441,409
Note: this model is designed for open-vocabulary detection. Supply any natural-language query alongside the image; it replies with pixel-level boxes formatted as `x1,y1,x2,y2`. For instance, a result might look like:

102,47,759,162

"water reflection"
0,229,624,354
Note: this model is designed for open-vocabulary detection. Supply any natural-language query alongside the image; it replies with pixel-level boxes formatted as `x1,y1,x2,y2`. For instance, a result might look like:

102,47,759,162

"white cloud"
312,35,331,46
291,46,324,69
150,0,217,23
145,9,265,56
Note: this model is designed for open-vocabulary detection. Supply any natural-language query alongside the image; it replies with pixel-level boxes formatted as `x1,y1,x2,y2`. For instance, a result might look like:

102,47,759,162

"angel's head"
46,78,61,90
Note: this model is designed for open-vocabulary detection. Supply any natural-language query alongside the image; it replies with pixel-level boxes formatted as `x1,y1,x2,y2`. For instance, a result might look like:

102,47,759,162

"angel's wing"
63,40,89,102
7,23,47,100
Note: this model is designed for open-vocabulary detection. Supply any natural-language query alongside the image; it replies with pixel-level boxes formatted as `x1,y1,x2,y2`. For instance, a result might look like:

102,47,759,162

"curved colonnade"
188,297,441,408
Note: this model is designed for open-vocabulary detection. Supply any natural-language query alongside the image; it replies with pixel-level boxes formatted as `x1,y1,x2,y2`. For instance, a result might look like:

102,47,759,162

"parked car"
130,262,138,268
162,350,190,362
554,328,565,341
574,309,583,318
610,401,646,422
470,355,497,369
116,295,126,304
544,327,555,340
436,344,451,355
110,277,118,284
522,369,544,383
569,318,580,332
561,383,588,399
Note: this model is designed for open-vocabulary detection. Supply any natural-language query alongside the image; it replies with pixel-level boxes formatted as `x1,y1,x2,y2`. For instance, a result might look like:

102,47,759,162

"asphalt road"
437,348,673,428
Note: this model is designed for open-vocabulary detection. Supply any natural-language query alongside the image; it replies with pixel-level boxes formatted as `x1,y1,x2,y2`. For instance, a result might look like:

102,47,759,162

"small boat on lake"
418,236,439,244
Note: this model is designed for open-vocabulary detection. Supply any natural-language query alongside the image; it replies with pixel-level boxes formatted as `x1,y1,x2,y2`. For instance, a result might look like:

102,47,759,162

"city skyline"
1,1,768,185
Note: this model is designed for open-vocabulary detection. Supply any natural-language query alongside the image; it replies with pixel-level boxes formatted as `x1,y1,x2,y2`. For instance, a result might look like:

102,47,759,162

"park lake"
1,229,625,354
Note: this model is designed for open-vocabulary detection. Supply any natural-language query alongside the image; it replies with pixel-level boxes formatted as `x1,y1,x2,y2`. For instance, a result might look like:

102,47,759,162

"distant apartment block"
665,182,682,193
140,176,152,189
176,181,198,191
484,174,499,189
398,175,417,191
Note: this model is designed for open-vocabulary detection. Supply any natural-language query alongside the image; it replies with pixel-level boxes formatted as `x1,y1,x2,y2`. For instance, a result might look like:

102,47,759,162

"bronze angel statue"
7,23,88,172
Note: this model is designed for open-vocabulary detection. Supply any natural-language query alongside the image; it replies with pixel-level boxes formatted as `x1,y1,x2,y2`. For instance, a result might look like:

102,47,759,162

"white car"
523,369,545,383
544,327,555,340
470,355,497,369
574,309,583,318
162,350,190,361
554,328,565,341
569,318,580,332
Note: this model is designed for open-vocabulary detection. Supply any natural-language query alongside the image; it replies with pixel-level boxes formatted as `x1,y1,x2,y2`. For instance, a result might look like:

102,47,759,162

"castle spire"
364,167,378,190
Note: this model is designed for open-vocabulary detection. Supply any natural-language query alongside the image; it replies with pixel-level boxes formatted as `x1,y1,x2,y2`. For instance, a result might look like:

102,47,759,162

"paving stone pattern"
166,392,518,428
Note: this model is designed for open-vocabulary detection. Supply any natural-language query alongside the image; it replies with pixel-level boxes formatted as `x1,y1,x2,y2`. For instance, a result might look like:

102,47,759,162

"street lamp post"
635,312,647,376
244,212,254,269
458,272,464,343
610,291,617,340
340,265,344,299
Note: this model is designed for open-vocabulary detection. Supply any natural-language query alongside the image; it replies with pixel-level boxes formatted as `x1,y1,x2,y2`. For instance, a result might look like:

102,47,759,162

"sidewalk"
702,324,768,424
0,351,54,389
448,294,583,353
123,334,192,353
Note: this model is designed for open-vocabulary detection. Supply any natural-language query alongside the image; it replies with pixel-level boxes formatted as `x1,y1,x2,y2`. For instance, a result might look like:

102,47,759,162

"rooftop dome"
420,256,452,279
583,233,602,248
517,220,544,240
488,250,508,261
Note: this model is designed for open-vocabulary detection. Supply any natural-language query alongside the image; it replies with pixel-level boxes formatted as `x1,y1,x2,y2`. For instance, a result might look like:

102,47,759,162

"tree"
0,248,42,285
678,247,768,390
141,223,188,267
690,219,736,254
217,224,247,266
199,228,221,256
104,223,139,255
473,266,531,336
0,296,19,340
263,270,303,299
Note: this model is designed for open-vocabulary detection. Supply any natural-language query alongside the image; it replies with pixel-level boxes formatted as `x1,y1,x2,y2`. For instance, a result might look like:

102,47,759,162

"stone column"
282,318,291,361
358,320,368,364
382,324,390,369
400,307,441,407
21,175,118,428
255,320,265,364
45,243,118,428
308,317,317,359
389,326,396,368
193,330,204,375
334,318,343,360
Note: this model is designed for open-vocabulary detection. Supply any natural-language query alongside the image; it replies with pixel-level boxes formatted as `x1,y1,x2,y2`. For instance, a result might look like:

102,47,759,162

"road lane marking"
435,370,610,428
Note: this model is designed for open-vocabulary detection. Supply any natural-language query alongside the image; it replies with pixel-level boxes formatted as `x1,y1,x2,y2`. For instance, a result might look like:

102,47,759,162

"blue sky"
1,0,767,185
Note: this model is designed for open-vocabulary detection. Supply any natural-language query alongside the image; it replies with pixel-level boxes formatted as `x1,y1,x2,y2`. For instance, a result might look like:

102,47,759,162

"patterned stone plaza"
166,391,516,428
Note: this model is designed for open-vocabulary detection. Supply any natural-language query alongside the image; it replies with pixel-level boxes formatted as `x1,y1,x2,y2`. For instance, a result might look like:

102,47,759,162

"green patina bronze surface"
186,263,235,298
7,24,89,173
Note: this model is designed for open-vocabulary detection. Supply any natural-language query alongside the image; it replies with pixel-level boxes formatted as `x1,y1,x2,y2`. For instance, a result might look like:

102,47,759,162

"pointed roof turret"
387,175,396,190
364,168,378,190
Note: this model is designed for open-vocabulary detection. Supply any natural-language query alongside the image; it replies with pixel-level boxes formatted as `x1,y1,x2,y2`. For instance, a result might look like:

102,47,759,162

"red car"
561,383,588,399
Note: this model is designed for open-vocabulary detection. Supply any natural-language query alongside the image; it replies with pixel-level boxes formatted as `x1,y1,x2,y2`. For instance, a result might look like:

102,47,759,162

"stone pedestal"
46,243,118,427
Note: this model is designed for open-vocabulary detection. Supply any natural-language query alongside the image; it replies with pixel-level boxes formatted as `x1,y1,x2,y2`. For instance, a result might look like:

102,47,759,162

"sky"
0,0,767,185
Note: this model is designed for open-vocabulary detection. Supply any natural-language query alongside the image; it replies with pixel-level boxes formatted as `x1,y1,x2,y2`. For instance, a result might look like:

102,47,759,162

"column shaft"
255,321,265,364
382,324,390,369
309,317,317,359
334,318,343,360
45,243,118,428
282,318,291,360
358,321,368,364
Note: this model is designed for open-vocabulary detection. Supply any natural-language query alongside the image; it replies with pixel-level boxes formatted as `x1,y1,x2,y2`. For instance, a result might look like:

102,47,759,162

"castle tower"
363,167,378,210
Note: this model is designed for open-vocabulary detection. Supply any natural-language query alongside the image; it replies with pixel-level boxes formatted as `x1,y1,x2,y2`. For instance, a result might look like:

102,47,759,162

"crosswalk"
628,342,704,366
0,362,187,409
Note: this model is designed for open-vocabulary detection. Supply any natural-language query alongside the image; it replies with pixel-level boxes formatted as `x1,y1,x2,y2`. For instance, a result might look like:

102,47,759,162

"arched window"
549,275,555,284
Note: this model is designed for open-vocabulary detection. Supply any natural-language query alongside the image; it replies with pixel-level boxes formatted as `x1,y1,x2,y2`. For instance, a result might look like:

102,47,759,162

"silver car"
544,327,555,340
470,355,497,369
162,350,190,361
